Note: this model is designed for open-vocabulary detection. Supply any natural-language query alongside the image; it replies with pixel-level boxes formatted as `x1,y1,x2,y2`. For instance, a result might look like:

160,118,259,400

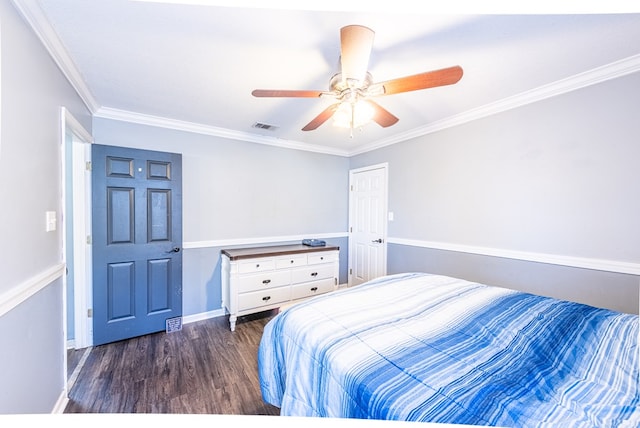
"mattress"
258,272,639,427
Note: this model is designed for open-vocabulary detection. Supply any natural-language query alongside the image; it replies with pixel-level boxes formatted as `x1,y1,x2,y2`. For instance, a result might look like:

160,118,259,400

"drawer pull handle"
290,260,294,264
262,296,271,301
256,264,260,268
311,272,318,277
310,287,318,292
262,279,271,284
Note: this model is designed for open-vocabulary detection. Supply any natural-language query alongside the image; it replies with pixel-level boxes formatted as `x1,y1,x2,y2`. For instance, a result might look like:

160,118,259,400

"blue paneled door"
92,144,182,346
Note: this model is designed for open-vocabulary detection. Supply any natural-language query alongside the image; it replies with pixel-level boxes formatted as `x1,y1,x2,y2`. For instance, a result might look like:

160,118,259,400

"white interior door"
349,163,388,286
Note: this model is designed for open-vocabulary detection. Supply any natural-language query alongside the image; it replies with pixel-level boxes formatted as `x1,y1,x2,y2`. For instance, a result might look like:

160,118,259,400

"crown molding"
98,54,640,158
15,0,640,157
11,0,100,113
94,107,351,157
349,54,640,156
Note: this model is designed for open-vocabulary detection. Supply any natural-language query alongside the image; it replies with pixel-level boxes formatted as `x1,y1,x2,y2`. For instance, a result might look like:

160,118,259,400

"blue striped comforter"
258,273,639,427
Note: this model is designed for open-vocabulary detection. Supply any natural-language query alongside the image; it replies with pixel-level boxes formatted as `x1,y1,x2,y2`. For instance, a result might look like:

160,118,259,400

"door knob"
371,238,383,243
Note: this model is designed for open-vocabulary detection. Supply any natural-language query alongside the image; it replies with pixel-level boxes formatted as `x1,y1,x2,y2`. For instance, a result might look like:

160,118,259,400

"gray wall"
387,245,638,314
0,1,92,413
0,280,64,413
92,118,350,316
351,72,640,314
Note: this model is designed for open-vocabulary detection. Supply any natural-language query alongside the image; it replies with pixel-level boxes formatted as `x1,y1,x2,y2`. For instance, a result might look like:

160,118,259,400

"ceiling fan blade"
252,89,324,98
365,100,399,128
302,103,340,131
340,25,375,84
376,66,463,95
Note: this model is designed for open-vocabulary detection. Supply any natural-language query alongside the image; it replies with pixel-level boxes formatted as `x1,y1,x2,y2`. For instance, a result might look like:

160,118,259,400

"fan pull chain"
350,102,355,138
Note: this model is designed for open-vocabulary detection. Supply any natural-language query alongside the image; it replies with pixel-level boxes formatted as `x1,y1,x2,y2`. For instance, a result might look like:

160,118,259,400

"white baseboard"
52,390,68,414
182,308,226,325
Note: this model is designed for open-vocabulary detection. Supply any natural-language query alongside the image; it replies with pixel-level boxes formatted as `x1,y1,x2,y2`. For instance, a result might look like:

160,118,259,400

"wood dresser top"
221,244,339,260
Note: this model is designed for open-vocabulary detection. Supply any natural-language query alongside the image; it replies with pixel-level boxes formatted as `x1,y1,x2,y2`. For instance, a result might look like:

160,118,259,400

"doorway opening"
61,107,93,395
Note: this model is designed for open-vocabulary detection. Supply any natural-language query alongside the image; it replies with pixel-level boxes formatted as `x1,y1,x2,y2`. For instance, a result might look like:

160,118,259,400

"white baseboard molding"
52,390,68,414
183,308,226,325
183,232,348,250
388,237,640,276
0,263,66,318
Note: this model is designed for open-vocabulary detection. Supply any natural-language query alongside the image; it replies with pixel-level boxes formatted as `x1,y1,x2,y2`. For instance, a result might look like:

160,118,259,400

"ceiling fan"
251,25,463,134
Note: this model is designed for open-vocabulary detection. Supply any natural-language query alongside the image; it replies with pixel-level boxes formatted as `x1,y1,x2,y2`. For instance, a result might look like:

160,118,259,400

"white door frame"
61,107,93,351
348,162,389,287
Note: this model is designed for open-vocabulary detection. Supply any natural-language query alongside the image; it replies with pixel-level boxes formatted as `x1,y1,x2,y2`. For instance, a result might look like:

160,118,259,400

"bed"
258,272,639,427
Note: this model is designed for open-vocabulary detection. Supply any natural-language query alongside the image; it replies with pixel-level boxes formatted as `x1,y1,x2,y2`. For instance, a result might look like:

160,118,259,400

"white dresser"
221,244,340,331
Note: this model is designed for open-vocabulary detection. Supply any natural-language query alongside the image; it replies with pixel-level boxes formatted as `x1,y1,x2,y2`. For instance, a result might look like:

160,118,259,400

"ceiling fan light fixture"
251,24,462,134
332,99,374,130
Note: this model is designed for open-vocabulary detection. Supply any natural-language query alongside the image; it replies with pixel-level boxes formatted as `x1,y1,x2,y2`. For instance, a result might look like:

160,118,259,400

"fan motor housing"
330,72,372,92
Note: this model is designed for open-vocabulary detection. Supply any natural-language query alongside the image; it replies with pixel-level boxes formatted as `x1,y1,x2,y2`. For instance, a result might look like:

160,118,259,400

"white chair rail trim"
0,263,65,318
388,237,640,276
183,232,348,250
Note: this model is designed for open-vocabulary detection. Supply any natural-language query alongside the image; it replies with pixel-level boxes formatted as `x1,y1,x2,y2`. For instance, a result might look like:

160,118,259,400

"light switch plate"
46,211,57,232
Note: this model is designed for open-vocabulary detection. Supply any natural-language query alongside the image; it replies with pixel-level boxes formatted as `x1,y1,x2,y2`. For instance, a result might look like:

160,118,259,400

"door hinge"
87,308,93,318
349,226,352,233
86,235,92,244
350,184,353,191
85,161,92,171
349,268,353,275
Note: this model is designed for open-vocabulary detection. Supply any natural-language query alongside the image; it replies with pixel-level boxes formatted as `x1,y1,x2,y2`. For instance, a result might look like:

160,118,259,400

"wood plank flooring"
64,310,280,415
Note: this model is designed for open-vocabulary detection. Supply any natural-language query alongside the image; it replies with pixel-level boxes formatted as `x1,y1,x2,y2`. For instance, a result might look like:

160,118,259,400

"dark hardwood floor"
64,310,280,415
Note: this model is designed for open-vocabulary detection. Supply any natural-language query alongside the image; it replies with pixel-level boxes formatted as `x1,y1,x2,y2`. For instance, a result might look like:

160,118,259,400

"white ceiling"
14,0,640,156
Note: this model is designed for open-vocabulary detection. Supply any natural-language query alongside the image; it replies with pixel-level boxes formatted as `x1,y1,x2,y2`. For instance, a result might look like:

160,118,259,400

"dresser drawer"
275,255,307,269
308,252,338,265
238,286,290,311
291,278,335,300
236,269,291,293
238,258,275,274
291,263,335,284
